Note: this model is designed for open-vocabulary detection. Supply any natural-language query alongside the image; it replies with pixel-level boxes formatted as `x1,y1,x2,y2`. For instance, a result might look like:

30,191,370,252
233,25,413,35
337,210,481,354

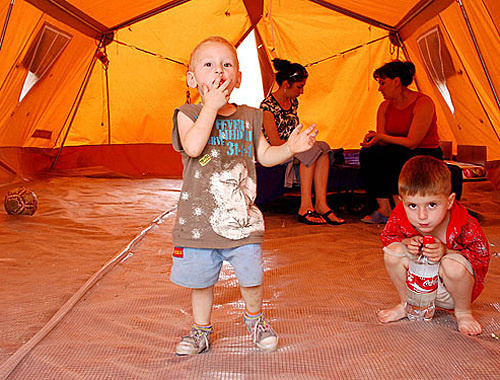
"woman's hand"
360,130,380,147
287,123,318,154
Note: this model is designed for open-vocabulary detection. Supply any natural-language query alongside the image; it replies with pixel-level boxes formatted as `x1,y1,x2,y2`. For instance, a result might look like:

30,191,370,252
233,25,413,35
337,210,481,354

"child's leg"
439,255,481,335
176,286,215,356
225,244,277,352
170,246,222,355
192,286,214,325
240,284,263,313
378,243,410,323
240,284,278,352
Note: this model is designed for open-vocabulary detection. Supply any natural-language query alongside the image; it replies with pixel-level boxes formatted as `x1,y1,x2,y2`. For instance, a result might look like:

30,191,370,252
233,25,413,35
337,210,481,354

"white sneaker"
176,327,213,356
243,315,278,352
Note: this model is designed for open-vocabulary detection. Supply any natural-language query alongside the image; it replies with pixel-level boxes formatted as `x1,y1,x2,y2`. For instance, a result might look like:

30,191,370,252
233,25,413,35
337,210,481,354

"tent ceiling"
62,0,190,29
26,0,441,35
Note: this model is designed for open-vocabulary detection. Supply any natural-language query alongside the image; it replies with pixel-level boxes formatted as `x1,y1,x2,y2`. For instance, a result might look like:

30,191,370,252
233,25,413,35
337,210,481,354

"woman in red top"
359,60,443,224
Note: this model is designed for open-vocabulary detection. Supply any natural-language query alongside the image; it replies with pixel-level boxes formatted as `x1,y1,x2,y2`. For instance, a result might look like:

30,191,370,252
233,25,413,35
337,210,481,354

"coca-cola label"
406,270,438,294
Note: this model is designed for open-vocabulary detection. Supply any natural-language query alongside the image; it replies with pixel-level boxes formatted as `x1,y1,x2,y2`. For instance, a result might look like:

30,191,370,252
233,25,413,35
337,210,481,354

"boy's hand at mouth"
202,77,230,111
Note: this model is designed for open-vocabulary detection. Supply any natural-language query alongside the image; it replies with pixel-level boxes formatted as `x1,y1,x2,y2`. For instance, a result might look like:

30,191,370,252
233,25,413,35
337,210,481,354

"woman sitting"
359,60,443,224
260,58,344,225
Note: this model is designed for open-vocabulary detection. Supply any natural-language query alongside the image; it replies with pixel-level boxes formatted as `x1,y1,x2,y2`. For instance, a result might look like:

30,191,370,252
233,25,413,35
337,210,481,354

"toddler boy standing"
171,36,318,355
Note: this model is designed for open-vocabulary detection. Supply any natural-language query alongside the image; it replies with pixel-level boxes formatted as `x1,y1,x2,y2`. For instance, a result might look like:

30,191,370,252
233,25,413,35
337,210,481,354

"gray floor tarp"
0,177,499,379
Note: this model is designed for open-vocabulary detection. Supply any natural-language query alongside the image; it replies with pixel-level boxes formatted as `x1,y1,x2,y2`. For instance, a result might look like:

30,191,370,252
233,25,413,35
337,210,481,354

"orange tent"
1,0,499,184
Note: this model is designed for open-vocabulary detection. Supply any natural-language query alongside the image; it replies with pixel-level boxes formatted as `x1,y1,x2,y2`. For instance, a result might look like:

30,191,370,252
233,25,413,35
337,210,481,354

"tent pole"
103,45,111,145
456,0,500,113
309,0,395,32
25,0,108,39
0,0,15,53
51,44,101,171
0,159,17,176
390,32,422,93
1,0,21,177
109,0,190,32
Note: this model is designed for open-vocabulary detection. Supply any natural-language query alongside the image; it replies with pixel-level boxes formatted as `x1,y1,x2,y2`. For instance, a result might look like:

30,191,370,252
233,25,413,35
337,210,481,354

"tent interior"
1,0,500,378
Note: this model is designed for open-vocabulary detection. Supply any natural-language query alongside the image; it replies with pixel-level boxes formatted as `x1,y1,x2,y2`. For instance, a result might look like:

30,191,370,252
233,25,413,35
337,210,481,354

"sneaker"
175,327,213,356
243,315,278,352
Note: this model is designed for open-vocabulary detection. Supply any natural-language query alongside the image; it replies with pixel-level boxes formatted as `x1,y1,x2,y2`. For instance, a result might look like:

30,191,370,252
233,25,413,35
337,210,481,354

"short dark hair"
373,60,416,87
399,155,451,197
272,58,308,85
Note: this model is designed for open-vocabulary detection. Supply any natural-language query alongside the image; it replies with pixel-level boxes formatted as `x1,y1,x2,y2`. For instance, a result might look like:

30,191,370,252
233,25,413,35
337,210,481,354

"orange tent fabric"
0,0,499,181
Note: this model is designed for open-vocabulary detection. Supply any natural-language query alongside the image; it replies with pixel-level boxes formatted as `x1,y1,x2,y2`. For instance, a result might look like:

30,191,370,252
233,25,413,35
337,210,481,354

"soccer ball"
4,187,38,216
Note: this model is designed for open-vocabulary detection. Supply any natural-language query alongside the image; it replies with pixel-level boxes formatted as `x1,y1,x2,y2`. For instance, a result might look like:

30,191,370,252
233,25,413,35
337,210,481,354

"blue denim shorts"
170,244,263,289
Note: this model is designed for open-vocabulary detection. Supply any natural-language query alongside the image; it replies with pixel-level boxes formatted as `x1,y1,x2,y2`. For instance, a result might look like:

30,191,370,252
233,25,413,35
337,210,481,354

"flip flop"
321,210,345,225
361,211,388,224
298,210,326,225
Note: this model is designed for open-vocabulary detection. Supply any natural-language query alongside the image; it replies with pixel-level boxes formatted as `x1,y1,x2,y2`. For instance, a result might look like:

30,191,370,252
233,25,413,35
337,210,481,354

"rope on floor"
0,207,177,380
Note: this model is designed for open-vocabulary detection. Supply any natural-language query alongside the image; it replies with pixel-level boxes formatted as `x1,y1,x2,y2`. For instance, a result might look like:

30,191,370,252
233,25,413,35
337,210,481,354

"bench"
256,149,463,212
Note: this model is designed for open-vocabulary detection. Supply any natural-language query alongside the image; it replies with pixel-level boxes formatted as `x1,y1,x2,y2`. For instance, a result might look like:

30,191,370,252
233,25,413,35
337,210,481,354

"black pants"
359,144,443,199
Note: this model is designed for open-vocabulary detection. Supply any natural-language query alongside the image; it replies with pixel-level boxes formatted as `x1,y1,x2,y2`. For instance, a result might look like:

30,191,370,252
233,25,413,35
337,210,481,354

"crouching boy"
378,155,490,335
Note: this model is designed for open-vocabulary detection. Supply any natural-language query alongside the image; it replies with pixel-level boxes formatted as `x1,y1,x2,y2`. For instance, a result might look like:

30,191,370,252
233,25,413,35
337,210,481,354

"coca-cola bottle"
405,236,439,321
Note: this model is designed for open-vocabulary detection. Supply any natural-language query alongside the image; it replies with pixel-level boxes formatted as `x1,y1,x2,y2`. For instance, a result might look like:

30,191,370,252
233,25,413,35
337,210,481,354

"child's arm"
255,123,317,167
177,78,230,157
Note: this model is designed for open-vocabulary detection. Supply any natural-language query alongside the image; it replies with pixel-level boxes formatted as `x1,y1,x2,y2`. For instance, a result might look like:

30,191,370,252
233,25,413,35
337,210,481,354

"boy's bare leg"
192,286,214,325
378,247,409,323
440,260,481,335
240,284,278,352
175,287,214,355
240,284,263,313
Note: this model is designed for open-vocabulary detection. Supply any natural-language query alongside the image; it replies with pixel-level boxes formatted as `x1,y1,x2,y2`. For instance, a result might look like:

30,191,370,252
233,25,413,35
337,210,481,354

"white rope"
0,207,177,379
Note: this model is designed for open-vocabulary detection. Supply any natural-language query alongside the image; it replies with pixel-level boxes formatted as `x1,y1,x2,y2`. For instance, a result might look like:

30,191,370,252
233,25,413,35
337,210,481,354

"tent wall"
0,10,96,148
400,0,500,161
0,0,498,183
256,0,398,150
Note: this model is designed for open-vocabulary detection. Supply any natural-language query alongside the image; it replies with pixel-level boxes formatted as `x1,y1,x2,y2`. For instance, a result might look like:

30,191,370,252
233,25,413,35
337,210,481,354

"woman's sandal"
321,210,346,225
298,210,326,225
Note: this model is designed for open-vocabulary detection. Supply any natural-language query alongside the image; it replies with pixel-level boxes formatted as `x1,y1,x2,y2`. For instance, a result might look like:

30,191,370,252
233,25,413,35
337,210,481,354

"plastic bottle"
405,236,439,321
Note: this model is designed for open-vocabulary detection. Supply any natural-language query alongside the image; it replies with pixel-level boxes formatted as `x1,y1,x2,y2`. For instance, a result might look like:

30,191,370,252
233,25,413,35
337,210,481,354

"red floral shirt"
381,201,490,301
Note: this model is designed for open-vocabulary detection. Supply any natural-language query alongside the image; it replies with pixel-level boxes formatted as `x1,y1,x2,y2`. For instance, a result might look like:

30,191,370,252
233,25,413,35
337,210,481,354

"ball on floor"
4,187,38,215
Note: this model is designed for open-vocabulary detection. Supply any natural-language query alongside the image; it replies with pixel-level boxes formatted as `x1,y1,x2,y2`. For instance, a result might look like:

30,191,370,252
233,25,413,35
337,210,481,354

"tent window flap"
417,26,455,115
19,23,72,102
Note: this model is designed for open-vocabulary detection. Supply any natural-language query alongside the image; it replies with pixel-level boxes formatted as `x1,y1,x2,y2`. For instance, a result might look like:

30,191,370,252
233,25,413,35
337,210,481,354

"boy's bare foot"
455,311,482,335
377,303,406,323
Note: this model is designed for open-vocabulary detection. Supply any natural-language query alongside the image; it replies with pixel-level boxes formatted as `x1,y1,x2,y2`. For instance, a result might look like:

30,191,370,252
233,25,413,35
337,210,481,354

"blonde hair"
399,155,451,197
189,36,239,70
